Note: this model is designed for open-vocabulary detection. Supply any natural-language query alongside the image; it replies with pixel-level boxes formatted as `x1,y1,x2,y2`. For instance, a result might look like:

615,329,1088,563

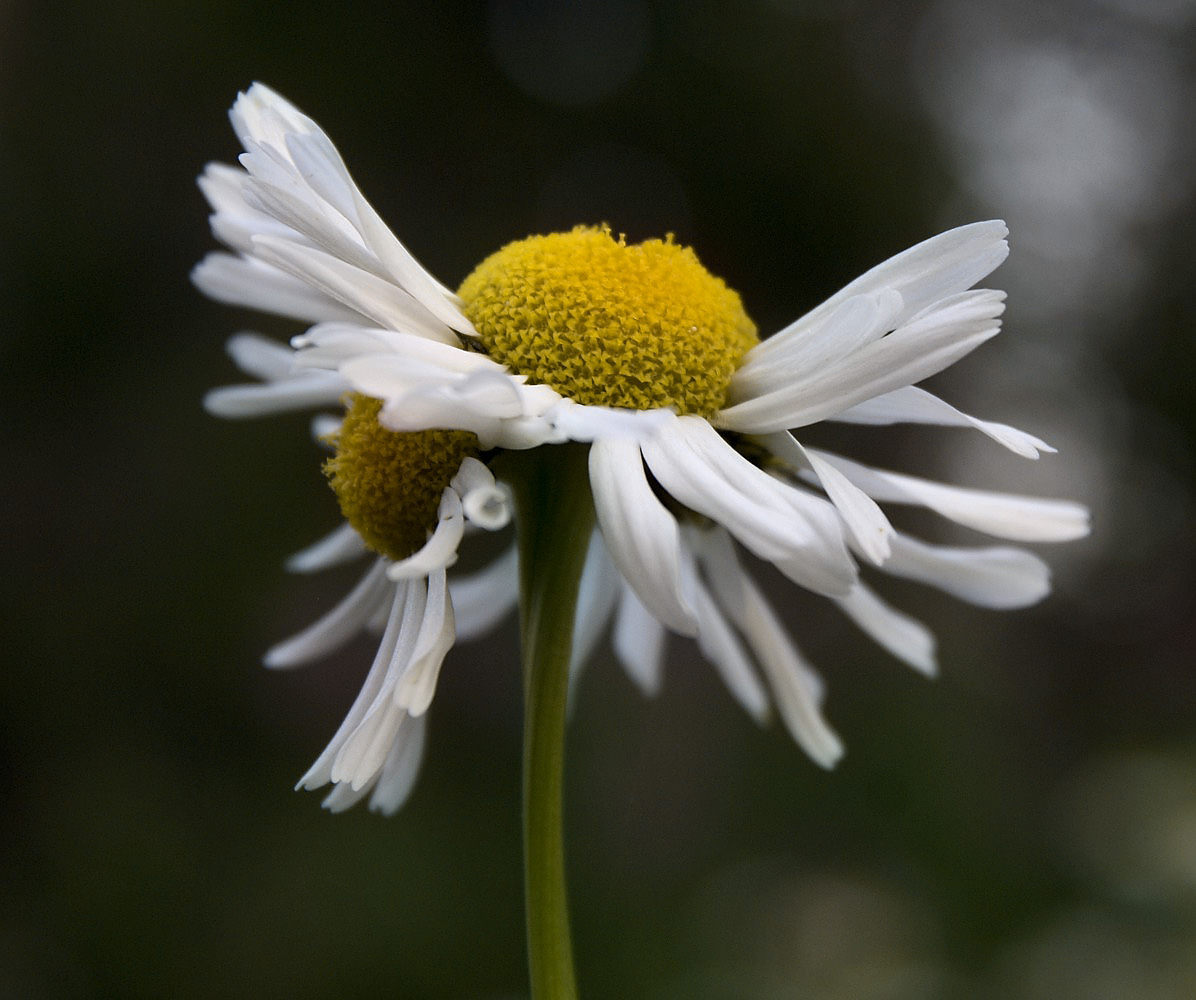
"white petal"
195,248,362,326
311,413,342,441
329,581,429,786
749,220,1009,365
763,431,892,565
730,289,903,399
449,547,518,642
199,162,297,254
203,372,348,418
242,167,382,277
720,290,1005,433
570,533,621,681
226,84,470,335
452,457,513,531
319,777,376,813
285,522,368,573
231,84,315,149
337,344,502,396
367,712,428,815
546,400,675,443
612,583,667,697
264,560,391,668
297,579,415,790
589,437,698,635
882,533,1052,609
348,181,474,333
393,568,456,716
808,450,1091,543
252,236,459,344
223,331,294,380
834,584,937,676
296,324,486,373
386,489,465,580
698,529,842,767
640,416,856,596
684,557,772,724
828,385,1054,459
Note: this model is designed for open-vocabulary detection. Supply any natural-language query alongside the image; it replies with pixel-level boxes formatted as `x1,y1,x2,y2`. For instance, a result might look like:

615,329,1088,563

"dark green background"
4,1,1195,997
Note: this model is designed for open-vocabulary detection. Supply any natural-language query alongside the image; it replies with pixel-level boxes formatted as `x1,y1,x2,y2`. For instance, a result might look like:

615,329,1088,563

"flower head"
199,84,1089,812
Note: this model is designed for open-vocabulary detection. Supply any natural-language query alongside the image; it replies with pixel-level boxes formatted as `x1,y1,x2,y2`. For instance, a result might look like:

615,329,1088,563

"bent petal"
881,534,1052,609
827,385,1054,459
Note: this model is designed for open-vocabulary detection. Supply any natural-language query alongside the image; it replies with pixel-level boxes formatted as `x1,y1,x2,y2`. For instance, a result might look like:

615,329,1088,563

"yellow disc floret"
325,395,478,561
457,226,758,417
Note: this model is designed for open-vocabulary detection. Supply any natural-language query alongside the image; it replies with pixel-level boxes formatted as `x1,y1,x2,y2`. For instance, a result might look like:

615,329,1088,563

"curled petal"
451,457,512,531
386,490,465,580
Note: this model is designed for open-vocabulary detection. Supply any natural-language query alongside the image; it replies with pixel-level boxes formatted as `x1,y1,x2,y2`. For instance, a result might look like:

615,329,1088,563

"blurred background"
3,0,1195,996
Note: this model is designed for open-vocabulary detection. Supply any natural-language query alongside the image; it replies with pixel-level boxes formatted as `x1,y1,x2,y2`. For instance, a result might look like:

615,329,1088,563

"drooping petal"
264,560,392,668
450,547,519,642
569,533,622,683
808,450,1091,543
394,568,456,716
881,534,1052,609
589,437,699,635
297,579,415,791
612,583,667,697
698,529,843,768
329,580,430,787
682,555,772,724
366,712,428,815
834,583,937,676
285,521,368,574
640,415,856,596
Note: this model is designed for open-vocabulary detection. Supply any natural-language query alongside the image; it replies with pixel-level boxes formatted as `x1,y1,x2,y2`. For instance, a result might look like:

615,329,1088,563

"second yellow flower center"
457,226,758,418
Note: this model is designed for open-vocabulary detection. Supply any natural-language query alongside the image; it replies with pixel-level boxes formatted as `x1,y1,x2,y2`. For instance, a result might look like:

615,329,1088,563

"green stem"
505,443,594,1000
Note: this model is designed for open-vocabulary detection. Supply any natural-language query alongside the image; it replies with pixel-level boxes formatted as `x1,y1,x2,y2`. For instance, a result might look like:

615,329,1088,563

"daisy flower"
199,83,1089,816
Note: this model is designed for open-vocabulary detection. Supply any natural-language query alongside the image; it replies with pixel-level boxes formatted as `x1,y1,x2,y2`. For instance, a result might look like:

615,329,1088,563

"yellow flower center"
457,226,758,417
324,395,478,562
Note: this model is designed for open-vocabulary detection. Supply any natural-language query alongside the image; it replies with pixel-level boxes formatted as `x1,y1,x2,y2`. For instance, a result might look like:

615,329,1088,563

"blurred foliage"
3,0,1194,997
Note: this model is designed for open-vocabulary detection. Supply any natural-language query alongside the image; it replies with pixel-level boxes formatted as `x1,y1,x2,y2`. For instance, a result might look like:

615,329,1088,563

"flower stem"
506,443,594,1000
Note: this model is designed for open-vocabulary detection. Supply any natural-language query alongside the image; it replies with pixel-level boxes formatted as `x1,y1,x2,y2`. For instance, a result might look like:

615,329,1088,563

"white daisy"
199,84,1089,812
